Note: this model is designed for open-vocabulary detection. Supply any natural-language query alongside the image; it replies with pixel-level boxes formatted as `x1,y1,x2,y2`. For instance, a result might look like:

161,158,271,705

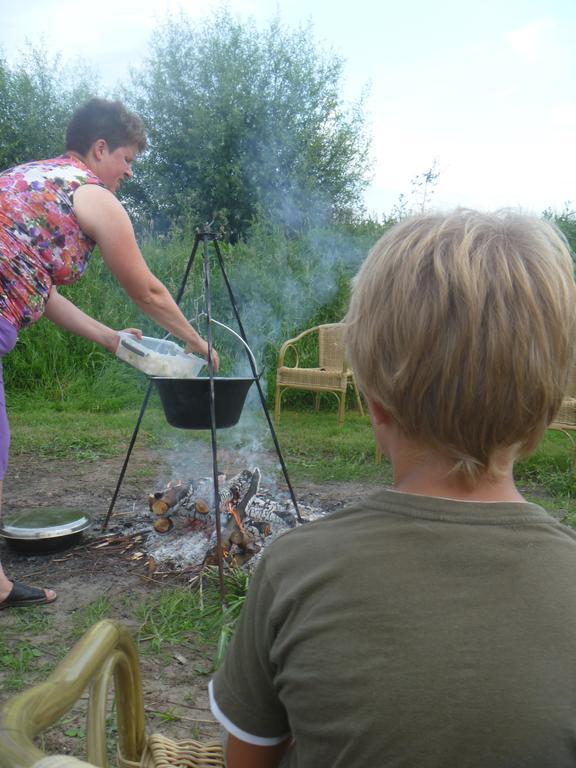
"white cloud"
505,19,556,62
365,107,576,218
548,102,576,129
1,0,218,62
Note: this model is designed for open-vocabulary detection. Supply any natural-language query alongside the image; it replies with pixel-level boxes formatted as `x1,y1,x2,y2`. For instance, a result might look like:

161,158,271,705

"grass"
6,392,576,504
0,609,57,691
270,407,576,512
0,567,247,697
6,606,53,635
0,636,49,691
515,430,576,498
7,398,171,459
135,567,249,666
273,407,390,483
2,398,576,698
71,596,115,639
1,401,576,760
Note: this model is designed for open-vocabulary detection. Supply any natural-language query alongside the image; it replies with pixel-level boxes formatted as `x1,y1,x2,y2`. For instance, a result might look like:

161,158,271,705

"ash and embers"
144,468,328,572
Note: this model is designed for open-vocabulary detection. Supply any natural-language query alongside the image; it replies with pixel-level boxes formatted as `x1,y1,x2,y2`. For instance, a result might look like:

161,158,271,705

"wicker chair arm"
277,326,318,367
277,341,300,368
0,620,146,768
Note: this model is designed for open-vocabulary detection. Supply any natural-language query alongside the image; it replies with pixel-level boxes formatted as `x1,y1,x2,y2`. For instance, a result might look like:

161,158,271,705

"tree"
0,46,96,171
549,206,576,261
387,161,441,221
124,9,372,239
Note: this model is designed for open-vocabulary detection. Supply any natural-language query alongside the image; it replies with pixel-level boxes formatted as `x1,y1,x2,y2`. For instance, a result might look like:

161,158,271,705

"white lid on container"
116,333,205,378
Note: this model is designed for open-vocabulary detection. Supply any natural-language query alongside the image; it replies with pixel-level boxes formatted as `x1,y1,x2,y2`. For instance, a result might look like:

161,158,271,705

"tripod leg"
252,377,303,522
102,380,154,531
212,241,303,522
202,231,226,604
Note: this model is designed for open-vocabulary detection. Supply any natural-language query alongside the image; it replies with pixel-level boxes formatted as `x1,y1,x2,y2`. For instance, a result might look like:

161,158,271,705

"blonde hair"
345,209,576,482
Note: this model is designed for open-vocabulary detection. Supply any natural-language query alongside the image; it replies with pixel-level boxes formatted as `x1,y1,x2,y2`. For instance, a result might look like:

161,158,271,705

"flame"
226,499,246,533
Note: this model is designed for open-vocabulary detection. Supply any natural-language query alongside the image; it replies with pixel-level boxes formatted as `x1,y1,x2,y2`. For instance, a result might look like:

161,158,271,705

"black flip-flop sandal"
0,581,57,610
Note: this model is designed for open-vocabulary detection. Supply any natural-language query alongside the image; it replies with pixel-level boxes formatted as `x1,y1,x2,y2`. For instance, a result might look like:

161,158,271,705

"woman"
0,98,218,610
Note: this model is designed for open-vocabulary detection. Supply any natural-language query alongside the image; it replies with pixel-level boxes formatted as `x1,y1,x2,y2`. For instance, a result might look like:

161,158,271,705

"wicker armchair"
548,363,576,462
274,323,364,426
0,619,224,768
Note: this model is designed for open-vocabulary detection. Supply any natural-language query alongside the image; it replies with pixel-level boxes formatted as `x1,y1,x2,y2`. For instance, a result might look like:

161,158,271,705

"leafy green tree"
548,208,576,260
0,46,96,171
124,9,371,239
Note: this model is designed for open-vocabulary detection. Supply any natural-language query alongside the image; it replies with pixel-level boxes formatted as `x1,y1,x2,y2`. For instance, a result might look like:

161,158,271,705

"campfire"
144,468,314,572
36,466,331,582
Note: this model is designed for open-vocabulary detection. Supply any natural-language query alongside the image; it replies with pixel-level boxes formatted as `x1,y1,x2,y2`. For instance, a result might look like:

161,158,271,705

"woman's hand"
186,339,220,372
121,328,143,338
112,328,143,354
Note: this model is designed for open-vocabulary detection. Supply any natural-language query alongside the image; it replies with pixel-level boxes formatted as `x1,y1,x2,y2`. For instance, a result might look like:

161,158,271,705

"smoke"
149,212,380,489
221,223,367,366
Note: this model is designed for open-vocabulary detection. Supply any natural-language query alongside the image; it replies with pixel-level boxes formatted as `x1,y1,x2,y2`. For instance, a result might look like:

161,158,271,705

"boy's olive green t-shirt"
211,489,576,767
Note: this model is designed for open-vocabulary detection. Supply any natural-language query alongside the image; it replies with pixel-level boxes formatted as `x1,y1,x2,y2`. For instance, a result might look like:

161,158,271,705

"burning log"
227,528,260,553
227,468,261,522
148,470,261,530
195,499,210,515
148,482,191,516
143,470,317,577
209,469,263,566
251,520,272,536
153,518,174,534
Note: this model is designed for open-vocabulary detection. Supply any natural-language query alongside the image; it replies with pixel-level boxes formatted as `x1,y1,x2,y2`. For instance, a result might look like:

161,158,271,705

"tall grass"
135,567,250,667
3,221,384,410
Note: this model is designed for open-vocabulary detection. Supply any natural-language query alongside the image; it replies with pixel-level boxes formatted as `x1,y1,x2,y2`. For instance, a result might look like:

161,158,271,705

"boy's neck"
387,441,524,503
393,464,525,503
370,402,525,503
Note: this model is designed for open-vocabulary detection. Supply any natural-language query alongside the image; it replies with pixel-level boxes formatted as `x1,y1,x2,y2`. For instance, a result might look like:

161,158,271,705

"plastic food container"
116,334,206,378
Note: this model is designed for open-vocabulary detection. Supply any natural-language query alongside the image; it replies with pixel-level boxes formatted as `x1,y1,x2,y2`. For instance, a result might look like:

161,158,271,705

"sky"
1,0,575,218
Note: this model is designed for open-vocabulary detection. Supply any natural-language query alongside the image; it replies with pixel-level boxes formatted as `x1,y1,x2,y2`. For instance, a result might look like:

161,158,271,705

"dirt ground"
0,442,376,758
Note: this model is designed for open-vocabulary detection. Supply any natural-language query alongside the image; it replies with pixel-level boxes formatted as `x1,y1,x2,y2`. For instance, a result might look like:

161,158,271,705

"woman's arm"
225,734,291,768
44,287,137,353
73,184,219,369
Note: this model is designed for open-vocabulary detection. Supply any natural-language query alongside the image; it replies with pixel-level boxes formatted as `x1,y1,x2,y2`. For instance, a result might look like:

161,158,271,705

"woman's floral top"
0,155,103,329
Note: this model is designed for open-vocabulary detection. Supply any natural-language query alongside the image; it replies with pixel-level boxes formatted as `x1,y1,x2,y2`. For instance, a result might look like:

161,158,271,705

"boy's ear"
366,397,395,460
366,397,391,427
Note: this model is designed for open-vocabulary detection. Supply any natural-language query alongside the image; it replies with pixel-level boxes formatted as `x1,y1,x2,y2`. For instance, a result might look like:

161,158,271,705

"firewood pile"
145,468,309,571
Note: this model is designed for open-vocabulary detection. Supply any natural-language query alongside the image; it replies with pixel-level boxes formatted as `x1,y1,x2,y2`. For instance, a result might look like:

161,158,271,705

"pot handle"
209,319,259,374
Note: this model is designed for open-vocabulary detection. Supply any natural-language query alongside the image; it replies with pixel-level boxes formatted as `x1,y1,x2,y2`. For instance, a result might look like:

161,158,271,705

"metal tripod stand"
102,224,301,598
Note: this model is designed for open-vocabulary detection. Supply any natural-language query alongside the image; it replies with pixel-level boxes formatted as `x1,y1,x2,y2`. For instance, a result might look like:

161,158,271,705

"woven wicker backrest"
318,324,346,370
565,361,576,398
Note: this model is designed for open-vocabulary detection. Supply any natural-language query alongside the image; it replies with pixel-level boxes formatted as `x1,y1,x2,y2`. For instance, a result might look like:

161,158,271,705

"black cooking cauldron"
153,376,256,429
153,321,259,430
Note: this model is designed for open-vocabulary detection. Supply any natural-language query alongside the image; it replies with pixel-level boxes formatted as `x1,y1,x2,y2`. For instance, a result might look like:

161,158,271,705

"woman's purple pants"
0,317,18,480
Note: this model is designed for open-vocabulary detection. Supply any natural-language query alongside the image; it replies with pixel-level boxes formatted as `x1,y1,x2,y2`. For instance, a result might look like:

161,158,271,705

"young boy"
209,210,576,768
